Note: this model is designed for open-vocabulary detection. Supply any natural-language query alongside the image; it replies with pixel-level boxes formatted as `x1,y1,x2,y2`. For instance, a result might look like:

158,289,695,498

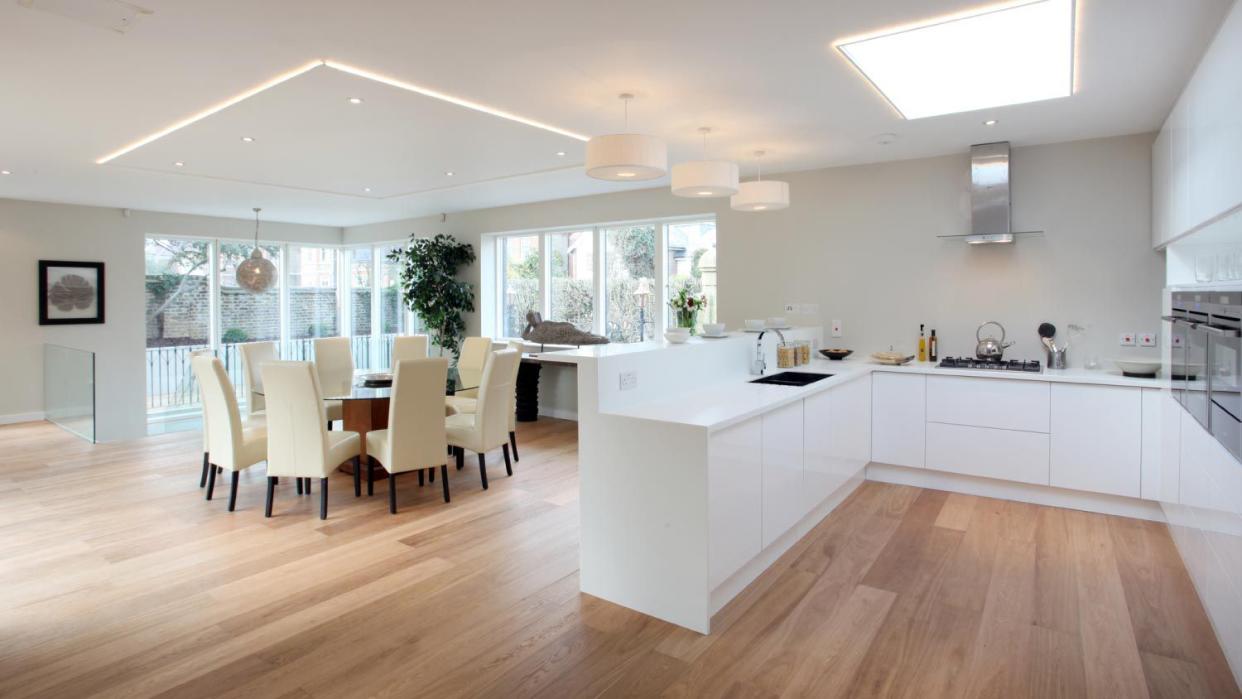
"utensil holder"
1046,347,1067,370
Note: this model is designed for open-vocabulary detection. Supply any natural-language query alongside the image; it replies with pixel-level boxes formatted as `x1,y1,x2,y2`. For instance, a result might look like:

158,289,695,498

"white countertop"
606,356,1171,432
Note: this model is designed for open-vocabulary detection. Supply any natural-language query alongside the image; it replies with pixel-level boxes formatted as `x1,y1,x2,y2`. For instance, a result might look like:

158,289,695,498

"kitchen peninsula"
568,328,1176,633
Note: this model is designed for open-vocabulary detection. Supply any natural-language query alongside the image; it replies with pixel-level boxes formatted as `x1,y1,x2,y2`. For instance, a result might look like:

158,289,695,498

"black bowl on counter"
819,348,853,361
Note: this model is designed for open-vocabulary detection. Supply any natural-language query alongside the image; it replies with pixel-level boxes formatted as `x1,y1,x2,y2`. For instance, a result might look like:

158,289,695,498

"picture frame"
39,260,105,325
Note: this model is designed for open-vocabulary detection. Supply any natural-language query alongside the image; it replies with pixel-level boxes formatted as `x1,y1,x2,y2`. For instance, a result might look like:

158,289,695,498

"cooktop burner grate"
937,357,1042,372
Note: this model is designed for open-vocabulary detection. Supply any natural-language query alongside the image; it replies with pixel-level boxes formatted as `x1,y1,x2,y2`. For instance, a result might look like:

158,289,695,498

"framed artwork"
39,260,105,325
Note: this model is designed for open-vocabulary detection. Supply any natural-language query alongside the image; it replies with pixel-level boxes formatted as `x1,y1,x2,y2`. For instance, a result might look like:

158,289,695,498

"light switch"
1120,332,1136,347
619,371,638,391
831,319,843,337
1138,332,1157,348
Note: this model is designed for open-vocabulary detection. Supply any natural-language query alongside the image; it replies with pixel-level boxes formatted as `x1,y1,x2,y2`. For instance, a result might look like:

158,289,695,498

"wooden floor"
0,419,1237,698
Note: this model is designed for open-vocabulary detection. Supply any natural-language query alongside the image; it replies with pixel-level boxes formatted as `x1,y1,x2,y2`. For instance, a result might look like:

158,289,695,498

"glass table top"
257,368,477,401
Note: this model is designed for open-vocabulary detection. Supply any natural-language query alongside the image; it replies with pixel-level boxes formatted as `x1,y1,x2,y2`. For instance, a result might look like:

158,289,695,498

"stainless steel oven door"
1185,318,1211,429
1164,313,1188,406
1207,318,1242,460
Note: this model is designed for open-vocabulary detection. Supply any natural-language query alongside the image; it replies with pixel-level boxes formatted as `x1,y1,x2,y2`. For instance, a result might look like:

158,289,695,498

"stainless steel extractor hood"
940,141,1043,244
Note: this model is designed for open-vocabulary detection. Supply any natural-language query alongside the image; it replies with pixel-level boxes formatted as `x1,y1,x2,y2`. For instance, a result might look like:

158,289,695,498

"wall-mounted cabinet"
1152,2,1242,247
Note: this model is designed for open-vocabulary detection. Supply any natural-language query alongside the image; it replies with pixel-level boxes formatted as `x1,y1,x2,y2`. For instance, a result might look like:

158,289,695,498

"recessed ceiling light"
241,136,255,143
0,170,10,175
348,97,363,104
445,171,455,177
835,0,1076,119
984,119,999,126
556,151,566,157
364,187,372,192
873,132,899,145
174,161,185,167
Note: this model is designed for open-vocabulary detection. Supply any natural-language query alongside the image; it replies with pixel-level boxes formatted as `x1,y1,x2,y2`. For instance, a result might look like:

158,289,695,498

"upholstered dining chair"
238,341,278,419
191,355,268,511
446,340,524,461
446,349,520,490
391,334,430,368
261,361,361,520
312,337,351,429
365,358,450,513
454,336,493,399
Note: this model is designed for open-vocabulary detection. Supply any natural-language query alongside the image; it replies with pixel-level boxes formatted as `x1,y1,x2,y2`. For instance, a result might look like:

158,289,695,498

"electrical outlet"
831,319,843,338
1171,334,1184,348
1139,332,1157,348
1120,332,1136,347
784,304,796,313
618,370,638,391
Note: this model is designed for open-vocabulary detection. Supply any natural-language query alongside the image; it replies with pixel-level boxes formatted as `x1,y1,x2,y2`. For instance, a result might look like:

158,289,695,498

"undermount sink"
749,371,833,387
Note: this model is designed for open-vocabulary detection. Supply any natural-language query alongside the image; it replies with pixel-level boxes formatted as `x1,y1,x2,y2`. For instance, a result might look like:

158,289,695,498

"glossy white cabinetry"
708,417,762,589
805,375,872,514
761,400,806,548
872,373,925,468
1050,384,1142,497
926,375,1050,432
1151,1,1242,246
926,422,1050,485
1141,388,1182,502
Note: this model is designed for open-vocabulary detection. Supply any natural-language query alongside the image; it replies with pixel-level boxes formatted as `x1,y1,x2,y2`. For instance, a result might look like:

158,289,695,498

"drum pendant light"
671,127,739,198
585,93,667,181
731,150,790,212
235,207,277,293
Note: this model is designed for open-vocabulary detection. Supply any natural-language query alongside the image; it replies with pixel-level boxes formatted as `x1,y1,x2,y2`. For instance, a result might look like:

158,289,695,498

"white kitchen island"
566,330,1172,633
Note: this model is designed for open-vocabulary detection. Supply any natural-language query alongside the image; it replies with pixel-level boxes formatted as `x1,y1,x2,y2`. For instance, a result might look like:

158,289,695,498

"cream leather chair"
238,341,278,418
391,334,430,368
191,349,215,488
446,349,520,490
191,355,268,511
446,340,523,461
366,358,450,513
261,361,362,520
312,337,351,429
454,336,493,399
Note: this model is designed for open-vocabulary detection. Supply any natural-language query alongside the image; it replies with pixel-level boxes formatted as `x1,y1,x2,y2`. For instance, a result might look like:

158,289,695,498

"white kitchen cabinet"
926,422,1049,485
1050,384,1142,498
761,400,805,548
872,372,925,468
804,375,871,513
926,375,1049,432
708,416,763,589
1141,389,1181,502
1152,124,1172,247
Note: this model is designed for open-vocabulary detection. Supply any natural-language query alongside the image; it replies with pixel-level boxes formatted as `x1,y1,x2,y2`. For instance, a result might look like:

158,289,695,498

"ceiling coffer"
940,141,1043,244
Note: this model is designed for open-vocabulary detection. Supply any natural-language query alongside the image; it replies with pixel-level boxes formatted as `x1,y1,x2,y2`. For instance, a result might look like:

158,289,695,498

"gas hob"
937,357,1042,373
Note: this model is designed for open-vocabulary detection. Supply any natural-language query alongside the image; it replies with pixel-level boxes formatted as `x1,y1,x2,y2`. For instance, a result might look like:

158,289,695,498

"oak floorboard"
0,419,1237,697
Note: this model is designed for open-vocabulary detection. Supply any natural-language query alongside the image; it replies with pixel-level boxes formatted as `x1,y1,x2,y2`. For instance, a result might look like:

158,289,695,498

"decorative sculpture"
521,312,609,346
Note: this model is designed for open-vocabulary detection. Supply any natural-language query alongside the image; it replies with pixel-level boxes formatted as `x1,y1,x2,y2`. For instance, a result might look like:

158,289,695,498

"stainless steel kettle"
975,321,1013,360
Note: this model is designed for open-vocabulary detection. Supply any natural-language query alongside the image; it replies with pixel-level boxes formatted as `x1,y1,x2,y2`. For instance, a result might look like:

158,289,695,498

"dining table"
258,368,478,479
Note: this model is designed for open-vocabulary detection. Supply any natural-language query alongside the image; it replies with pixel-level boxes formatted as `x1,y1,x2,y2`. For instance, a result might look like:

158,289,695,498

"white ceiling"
0,0,1231,227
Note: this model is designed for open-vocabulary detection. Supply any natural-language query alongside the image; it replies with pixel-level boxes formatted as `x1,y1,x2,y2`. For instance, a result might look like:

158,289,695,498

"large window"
548,230,594,332
485,216,715,343
501,234,540,339
144,238,212,411
349,248,374,368
287,246,339,360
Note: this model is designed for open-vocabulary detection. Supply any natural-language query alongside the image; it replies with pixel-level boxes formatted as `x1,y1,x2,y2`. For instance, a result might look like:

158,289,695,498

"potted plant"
669,286,707,335
387,234,476,360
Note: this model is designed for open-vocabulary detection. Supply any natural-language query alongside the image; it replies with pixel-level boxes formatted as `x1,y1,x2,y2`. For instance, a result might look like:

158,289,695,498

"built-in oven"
1169,293,1211,428
1207,293,1242,461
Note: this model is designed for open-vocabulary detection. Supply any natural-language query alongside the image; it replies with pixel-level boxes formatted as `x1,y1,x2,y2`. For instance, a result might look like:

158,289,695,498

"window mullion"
209,239,220,352
593,226,605,337
656,223,669,331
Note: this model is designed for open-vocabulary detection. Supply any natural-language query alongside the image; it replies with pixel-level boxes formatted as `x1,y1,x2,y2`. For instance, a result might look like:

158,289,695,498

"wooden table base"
338,397,390,478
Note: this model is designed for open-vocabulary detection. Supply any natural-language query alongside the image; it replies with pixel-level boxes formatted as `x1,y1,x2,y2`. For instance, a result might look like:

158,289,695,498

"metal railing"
146,334,397,414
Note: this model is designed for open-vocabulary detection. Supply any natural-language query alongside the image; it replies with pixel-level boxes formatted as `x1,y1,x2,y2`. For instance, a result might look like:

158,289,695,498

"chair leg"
455,447,464,471
227,471,240,512
327,420,333,431
502,443,513,476
429,467,435,483
265,477,276,518
296,477,303,495
305,478,312,494
367,456,375,497
441,464,450,503
510,431,519,462
205,463,217,500
353,456,362,497
418,469,425,487
200,452,210,487
320,478,329,520
478,453,489,490
389,472,398,514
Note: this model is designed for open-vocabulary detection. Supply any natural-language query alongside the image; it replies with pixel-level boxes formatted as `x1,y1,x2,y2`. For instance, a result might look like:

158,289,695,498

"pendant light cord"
253,207,262,248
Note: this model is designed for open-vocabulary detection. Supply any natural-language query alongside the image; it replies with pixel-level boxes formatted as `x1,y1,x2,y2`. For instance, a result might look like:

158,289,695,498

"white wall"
346,133,1163,369
0,198,340,441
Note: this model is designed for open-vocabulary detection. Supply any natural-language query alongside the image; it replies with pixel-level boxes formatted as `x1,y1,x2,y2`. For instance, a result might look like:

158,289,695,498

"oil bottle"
929,329,938,362
917,324,927,362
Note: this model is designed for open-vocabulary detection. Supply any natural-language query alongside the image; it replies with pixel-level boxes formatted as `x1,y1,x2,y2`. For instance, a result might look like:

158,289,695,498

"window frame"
482,214,715,343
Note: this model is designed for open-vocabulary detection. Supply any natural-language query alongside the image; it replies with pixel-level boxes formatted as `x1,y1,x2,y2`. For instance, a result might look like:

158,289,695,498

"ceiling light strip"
95,60,325,164
322,60,590,142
